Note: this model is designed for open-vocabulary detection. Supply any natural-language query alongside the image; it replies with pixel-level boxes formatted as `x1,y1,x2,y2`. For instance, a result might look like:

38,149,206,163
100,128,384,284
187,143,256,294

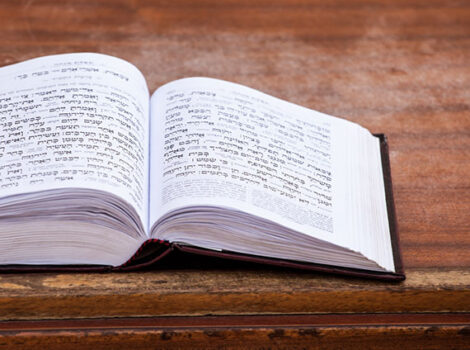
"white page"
148,77,359,248
0,53,150,229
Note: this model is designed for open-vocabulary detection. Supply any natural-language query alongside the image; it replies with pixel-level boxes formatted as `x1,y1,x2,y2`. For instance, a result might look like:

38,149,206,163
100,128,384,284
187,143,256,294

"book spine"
115,239,172,271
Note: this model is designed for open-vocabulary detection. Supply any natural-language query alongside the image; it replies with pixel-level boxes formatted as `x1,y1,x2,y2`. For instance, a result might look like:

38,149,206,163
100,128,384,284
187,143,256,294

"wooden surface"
1,0,470,348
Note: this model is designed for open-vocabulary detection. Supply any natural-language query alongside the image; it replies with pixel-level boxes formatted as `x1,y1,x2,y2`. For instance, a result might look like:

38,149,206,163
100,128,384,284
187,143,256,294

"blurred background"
0,0,469,281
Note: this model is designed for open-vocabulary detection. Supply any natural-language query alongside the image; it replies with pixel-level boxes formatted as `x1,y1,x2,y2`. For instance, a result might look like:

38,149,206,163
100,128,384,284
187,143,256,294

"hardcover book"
0,53,404,280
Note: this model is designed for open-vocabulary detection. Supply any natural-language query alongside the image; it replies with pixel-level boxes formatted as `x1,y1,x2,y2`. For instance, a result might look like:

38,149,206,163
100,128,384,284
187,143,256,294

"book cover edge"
168,133,405,281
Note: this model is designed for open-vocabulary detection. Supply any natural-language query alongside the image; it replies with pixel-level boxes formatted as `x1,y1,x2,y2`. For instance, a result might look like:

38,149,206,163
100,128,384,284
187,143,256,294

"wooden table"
0,0,469,348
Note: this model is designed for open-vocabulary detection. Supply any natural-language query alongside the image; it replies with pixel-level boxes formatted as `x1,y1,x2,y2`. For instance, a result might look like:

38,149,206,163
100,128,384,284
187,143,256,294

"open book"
0,53,404,280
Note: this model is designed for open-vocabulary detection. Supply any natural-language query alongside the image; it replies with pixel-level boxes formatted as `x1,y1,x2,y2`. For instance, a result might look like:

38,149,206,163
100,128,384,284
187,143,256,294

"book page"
0,53,149,228
149,78,357,246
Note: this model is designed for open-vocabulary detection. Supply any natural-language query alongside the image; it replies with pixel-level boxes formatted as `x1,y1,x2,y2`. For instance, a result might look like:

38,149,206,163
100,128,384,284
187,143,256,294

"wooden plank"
0,268,468,319
0,323,469,350
0,314,468,349
1,313,470,329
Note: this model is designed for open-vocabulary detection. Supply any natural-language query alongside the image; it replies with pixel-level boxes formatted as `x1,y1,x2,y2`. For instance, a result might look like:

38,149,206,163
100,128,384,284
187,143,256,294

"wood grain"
0,268,469,319
0,325,469,350
0,0,469,269
0,316,469,350
0,0,469,347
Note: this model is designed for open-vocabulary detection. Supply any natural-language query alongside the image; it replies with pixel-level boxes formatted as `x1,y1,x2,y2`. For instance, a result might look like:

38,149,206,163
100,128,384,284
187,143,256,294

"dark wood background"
0,0,469,348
